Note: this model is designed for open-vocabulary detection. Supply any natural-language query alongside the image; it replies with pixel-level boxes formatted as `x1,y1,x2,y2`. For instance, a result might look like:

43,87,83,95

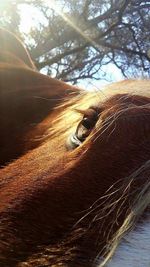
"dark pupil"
82,118,93,129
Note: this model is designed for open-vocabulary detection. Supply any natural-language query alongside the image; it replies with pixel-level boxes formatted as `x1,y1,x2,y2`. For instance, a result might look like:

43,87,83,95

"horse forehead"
103,92,150,105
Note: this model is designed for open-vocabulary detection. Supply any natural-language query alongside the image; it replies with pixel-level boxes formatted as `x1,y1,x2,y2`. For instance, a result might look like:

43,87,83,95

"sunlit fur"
0,28,149,267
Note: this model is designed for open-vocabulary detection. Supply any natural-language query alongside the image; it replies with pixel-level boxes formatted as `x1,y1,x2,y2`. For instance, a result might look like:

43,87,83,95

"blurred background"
0,0,150,89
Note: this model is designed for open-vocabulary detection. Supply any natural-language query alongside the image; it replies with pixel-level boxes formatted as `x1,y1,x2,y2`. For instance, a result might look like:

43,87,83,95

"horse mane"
97,160,150,266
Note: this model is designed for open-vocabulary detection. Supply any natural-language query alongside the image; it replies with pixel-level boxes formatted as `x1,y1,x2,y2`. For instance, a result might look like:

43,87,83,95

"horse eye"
67,109,99,150
76,114,98,142
82,117,93,130
75,120,90,142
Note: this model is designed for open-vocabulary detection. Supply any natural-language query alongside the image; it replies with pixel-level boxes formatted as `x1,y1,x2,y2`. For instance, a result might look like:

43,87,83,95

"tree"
0,0,150,84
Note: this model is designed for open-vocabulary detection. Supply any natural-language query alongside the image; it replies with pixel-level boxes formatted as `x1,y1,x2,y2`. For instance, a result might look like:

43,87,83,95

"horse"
0,28,149,267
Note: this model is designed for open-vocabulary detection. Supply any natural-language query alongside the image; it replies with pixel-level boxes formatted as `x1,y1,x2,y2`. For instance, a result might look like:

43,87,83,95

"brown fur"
0,29,149,267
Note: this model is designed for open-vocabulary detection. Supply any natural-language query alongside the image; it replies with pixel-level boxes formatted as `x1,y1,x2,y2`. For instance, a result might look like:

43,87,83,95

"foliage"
0,0,150,84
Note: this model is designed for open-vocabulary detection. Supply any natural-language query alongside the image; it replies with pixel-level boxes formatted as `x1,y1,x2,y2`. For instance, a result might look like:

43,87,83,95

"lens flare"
45,0,100,52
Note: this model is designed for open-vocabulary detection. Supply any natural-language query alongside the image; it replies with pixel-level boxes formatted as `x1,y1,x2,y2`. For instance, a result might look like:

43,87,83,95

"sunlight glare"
45,0,101,53
18,4,48,33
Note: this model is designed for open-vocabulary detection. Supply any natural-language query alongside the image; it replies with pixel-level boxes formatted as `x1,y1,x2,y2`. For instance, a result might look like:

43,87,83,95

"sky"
18,2,123,90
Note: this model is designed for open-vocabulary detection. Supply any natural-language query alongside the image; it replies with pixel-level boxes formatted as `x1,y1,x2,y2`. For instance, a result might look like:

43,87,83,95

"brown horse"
0,28,149,267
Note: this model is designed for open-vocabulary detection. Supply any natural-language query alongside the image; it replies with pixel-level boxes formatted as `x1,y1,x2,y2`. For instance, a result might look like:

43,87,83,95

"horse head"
0,28,149,267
